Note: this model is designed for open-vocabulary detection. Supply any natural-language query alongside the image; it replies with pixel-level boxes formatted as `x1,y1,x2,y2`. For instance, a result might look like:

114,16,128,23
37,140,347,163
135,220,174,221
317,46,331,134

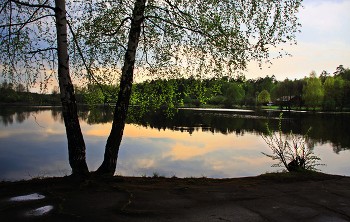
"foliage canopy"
72,0,303,84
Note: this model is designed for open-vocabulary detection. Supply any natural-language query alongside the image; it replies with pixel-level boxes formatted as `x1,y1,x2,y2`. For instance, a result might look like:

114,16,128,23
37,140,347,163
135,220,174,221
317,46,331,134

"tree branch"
28,47,57,54
0,0,10,14
102,16,131,36
99,41,127,51
15,0,51,34
163,0,198,22
66,19,115,98
146,18,168,34
141,24,155,70
147,2,200,36
0,14,55,28
145,15,206,36
10,0,55,11
146,4,171,14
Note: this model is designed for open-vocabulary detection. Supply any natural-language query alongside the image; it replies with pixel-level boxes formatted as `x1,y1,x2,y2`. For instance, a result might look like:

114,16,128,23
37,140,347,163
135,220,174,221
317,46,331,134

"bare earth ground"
1,172,350,222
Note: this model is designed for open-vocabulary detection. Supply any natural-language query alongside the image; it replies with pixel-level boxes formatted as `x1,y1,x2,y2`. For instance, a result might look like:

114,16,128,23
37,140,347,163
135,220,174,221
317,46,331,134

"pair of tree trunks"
55,0,146,176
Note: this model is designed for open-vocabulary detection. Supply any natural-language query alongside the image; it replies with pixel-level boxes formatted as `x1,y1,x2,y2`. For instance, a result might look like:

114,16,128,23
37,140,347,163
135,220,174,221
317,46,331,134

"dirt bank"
1,172,350,222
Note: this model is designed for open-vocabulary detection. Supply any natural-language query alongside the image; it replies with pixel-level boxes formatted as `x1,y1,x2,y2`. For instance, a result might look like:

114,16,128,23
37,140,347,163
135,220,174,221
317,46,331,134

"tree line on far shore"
0,82,61,105
1,65,349,111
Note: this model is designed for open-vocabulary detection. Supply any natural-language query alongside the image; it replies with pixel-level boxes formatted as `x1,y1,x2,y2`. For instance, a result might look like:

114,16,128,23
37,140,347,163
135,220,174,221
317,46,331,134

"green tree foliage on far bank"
0,81,60,105
303,71,324,110
258,90,271,105
2,65,350,112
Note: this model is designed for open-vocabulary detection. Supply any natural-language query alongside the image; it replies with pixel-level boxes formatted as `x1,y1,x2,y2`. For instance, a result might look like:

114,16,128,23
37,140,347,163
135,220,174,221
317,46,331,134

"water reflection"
0,106,349,181
25,205,53,216
124,107,350,154
10,193,45,201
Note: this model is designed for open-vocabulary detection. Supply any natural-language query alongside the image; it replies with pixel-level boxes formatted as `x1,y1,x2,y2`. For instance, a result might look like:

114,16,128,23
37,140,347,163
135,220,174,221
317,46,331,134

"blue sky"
244,0,350,80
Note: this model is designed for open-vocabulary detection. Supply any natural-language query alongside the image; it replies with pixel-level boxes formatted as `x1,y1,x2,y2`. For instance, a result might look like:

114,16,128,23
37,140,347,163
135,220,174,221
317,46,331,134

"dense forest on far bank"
1,65,349,111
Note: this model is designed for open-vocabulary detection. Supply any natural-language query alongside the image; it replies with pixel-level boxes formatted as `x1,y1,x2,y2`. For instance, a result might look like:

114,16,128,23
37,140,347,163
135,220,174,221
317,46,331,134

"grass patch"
152,172,159,178
171,174,177,178
152,172,165,178
257,170,342,182
187,179,196,184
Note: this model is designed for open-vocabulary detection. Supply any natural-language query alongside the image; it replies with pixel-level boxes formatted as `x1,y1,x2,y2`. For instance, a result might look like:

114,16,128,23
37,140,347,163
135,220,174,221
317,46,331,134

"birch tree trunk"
55,0,89,175
96,0,146,175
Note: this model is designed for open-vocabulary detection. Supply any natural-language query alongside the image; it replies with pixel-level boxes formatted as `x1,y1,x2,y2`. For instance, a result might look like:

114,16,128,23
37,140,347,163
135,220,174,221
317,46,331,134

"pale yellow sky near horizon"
244,0,350,81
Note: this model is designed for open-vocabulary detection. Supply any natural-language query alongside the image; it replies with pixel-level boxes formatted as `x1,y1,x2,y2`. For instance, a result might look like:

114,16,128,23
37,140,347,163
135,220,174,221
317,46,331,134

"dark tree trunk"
96,0,146,175
55,0,89,175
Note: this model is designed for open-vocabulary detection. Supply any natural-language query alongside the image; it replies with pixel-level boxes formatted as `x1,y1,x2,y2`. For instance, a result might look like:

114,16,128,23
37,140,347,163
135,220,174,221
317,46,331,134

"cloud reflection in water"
1,108,350,181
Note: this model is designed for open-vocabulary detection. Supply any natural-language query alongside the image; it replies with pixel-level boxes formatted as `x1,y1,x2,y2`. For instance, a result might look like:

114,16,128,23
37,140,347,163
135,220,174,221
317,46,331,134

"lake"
1,106,349,181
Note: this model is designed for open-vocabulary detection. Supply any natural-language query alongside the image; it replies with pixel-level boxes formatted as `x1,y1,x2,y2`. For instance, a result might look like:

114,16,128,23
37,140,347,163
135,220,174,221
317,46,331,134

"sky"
244,0,350,81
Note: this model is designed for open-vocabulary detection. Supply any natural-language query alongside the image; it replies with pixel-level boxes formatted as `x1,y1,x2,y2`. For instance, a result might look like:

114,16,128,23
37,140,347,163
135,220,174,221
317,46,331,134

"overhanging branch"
16,0,51,34
10,0,55,11
66,20,115,98
0,0,10,14
102,16,131,36
0,14,55,28
99,41,127,51
163,0,198,24
147,18,168,34
145,15,210,37
28,47,57,54
141,24,155,71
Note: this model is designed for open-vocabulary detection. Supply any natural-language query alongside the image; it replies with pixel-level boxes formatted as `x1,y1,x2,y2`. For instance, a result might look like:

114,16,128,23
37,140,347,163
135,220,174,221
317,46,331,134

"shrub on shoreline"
261,113,324,172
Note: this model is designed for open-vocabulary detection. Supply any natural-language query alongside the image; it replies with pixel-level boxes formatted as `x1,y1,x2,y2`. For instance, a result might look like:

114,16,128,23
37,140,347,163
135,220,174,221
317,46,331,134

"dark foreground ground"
1,172,350,222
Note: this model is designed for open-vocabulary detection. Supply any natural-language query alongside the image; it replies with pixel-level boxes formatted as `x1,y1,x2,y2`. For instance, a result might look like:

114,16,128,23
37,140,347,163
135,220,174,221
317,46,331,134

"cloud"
244,0,350,80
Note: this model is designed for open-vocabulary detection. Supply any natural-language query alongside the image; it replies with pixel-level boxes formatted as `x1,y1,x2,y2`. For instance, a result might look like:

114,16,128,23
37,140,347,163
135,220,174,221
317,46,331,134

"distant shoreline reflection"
0,106,349,181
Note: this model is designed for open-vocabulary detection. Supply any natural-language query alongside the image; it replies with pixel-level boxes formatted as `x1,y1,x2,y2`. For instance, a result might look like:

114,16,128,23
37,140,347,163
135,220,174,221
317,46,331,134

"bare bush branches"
261,113,324,172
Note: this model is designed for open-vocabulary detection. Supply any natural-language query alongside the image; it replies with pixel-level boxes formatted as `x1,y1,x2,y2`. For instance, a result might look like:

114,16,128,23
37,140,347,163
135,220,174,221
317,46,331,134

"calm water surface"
0,106,349,181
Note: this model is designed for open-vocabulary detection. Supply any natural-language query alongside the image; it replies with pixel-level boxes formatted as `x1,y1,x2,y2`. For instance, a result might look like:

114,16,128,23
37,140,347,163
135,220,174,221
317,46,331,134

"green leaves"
302,71,324,109
73,0,303,85
261,113,324,172
0,0,57,89
258,89,270,104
